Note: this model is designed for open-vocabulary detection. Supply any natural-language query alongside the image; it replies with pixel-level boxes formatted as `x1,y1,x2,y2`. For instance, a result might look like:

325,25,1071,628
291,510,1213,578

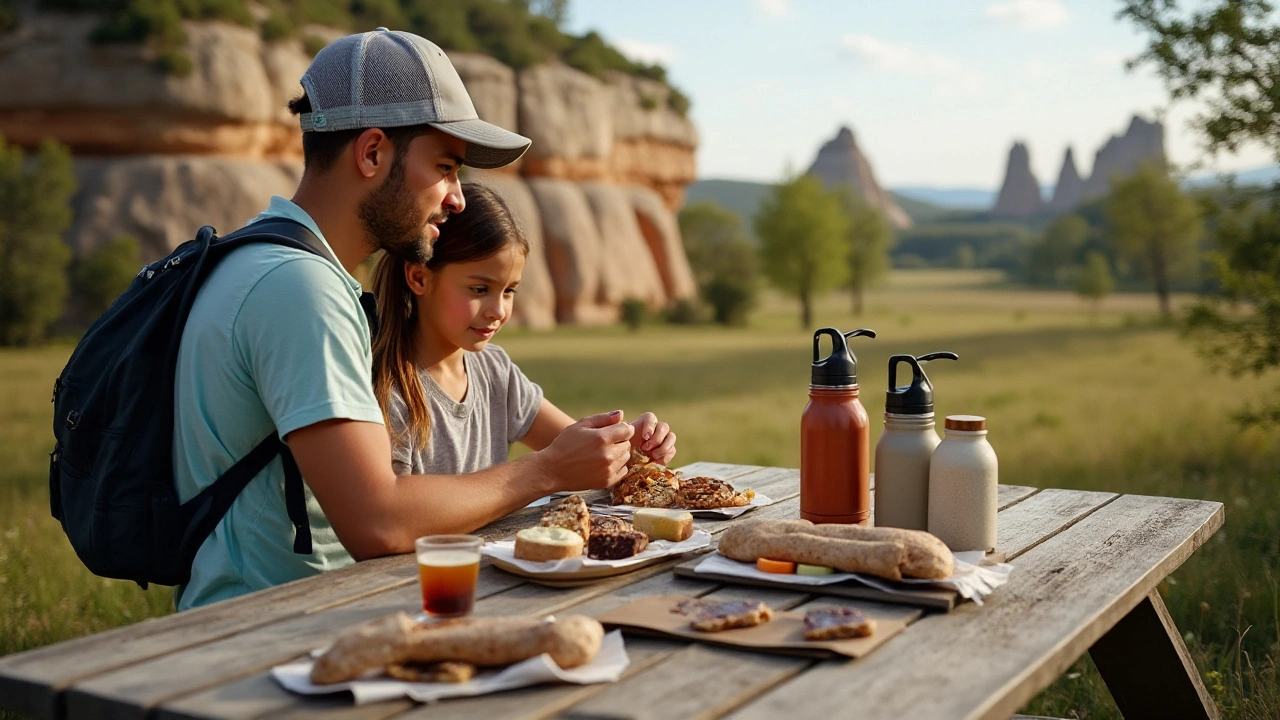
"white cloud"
613,38,677,66
984,0,1069,30
839,34,982,92
757,0,790,17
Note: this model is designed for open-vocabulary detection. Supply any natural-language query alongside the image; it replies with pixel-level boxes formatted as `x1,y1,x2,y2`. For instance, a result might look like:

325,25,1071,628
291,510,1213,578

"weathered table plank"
994,488,1117,561
727,494,1223,720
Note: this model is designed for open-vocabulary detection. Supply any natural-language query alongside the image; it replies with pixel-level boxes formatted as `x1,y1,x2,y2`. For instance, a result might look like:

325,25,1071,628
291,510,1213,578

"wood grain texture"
994,489,1117,560
726,494,1223,720
1089,590,1220,720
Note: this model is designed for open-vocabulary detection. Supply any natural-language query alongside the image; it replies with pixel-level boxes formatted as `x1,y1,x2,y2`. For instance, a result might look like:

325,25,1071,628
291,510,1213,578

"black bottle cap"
811,328,876,386
885,351,959,414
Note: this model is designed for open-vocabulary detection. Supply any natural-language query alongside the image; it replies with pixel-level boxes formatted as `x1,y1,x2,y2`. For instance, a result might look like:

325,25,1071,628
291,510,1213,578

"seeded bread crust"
539,495,591,543
677,477,752,509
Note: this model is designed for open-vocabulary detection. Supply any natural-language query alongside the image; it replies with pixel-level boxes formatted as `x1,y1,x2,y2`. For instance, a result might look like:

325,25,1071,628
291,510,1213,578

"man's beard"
357,155,445,265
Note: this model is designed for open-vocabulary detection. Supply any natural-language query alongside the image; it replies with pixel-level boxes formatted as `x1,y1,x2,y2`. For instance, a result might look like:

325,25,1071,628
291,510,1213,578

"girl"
372,182,677,479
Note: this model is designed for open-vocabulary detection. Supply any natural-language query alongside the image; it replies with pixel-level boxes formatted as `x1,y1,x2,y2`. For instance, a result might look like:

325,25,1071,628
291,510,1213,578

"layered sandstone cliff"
1079,116,1165,202
806,126,912,230
0,13,700,328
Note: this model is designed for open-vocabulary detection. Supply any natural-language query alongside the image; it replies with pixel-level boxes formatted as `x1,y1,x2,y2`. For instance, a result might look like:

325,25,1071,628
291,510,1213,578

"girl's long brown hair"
372,182,530,450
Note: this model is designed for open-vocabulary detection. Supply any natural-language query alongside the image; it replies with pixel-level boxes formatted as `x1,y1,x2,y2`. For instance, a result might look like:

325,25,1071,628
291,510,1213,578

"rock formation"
0,12,700,327
1047,147,1085,214
806,126,912,230
1079,115,1165,201
991,141,1043,218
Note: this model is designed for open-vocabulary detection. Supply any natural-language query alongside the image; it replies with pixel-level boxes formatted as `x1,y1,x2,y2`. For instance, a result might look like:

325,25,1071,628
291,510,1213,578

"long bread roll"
718,519,953,580
310,613,604,685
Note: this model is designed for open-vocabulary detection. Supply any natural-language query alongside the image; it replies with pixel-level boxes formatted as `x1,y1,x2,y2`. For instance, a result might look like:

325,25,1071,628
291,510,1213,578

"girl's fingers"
634,412,658,443
642,421,669,452
651,431,677,464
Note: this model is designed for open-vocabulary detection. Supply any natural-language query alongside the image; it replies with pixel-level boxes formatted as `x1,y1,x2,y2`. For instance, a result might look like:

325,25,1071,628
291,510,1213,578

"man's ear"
404,262,431,297
353,128,390,179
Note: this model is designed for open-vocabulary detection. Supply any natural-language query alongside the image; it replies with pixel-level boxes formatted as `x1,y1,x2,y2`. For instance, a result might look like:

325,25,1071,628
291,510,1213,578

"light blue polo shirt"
172,196,384,610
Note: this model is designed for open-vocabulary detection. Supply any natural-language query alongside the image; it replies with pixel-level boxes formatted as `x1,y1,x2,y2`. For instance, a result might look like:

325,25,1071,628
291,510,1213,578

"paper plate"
487,553,678,587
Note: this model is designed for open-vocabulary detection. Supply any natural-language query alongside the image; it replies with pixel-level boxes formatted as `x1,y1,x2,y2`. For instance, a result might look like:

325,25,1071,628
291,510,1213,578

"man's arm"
286,411,633,560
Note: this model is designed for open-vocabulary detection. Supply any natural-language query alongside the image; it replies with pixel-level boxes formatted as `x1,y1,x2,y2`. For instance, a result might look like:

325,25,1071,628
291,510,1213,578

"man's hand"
537,410,634,491
630,411,677,465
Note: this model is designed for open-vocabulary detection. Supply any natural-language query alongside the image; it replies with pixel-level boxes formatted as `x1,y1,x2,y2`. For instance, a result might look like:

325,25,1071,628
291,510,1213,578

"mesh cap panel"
358,33,435,110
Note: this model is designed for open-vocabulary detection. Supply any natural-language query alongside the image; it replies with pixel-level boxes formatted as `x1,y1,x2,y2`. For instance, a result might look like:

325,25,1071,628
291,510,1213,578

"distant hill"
684,178,955,234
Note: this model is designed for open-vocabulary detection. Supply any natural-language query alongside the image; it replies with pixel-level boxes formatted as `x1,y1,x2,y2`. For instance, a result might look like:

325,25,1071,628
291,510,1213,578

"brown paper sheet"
596,594,917,659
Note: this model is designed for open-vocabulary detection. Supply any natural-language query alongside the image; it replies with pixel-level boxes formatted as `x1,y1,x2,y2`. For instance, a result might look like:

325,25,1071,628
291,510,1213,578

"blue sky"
565,0,1275,189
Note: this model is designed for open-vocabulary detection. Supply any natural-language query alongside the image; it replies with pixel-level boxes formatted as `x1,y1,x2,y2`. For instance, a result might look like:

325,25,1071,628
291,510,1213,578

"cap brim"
430,119,531,170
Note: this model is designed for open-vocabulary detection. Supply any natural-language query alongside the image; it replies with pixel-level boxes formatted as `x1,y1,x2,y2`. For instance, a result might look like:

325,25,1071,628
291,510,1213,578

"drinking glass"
415,535,482,618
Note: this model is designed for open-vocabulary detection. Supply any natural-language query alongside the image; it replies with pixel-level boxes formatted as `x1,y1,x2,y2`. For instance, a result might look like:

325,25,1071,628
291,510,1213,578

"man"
173,29,648,610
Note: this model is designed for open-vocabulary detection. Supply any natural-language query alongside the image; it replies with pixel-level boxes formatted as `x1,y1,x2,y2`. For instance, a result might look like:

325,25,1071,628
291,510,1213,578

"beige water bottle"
873,352,958,530
928,415,998,552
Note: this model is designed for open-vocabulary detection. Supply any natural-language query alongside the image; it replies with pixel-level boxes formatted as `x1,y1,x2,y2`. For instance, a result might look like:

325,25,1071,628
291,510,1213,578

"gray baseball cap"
298,28,531,169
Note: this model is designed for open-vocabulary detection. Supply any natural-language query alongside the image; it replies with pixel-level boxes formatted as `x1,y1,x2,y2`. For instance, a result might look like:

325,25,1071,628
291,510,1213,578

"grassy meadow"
2,269,1278,718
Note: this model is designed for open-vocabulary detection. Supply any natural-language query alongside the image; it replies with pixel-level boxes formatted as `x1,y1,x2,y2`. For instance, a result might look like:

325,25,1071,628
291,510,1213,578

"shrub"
664,298,712,325
71,235,142,323
679,202,758,326
0,136,76,346
155,48,193,76
619,298,647,331
301,33,329,57
260,12,294,42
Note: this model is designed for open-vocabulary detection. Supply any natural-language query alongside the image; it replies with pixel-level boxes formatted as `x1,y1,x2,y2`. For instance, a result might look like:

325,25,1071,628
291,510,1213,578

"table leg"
1088,589,1219,720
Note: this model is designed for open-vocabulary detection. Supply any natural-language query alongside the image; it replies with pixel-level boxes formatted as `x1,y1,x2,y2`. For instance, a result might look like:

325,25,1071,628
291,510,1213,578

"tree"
837,193,893,315
71,234,141,322
1120,0,1280,161
1075,251,1115,315
754,175,848,328
1027,214,1090,286
1104,162,1201,319
0,136,76,346
678,202,758,326
1123,0,1280,418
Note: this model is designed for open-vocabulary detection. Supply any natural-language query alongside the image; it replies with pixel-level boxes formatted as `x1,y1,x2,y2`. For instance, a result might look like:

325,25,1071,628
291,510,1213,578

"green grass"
2,270,1277,718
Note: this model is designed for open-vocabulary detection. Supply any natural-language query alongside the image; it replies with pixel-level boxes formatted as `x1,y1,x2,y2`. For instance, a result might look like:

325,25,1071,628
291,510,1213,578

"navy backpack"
50,219,377,588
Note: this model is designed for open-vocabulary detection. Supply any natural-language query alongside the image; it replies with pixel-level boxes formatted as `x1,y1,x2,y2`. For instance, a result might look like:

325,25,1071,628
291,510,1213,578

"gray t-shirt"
387,345,544,475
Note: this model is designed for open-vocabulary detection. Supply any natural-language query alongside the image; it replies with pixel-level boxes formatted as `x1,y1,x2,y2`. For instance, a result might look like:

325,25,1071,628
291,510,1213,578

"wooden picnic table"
0,463,1223,720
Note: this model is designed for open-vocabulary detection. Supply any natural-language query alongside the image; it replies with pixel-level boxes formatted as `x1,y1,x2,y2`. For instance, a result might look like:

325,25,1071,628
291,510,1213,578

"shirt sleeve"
490,346,544,443
233,256,385,439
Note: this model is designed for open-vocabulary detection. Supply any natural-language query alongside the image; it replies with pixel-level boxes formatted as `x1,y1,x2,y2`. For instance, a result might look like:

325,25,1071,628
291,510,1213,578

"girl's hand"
630,412,677,465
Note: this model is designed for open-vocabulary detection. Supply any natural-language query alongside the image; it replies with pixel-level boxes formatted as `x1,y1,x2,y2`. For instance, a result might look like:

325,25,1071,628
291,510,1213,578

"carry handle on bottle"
888,351,960,391
812,327,877,363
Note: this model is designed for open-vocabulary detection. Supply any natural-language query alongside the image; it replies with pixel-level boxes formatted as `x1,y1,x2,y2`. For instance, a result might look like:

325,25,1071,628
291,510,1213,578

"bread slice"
589,514,633,534
587,528,649,560
632,508,694,542
539,495,591,543
514,526,584,562
676,477,753,509
803,607,876,641
673,598,774,632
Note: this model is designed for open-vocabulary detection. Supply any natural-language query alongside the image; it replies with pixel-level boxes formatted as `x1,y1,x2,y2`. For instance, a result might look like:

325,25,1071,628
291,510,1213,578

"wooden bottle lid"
945,415,986,431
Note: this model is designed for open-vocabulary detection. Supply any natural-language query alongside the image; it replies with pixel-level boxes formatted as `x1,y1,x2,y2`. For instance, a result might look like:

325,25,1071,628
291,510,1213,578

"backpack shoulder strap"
219,218,379,336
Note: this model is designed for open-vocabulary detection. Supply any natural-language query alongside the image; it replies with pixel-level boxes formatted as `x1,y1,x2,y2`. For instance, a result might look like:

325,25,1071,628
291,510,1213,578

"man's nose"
444,176,465,214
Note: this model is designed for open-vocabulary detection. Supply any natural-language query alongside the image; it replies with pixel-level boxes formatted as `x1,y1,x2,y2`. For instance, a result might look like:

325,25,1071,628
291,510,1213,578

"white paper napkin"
482,531,712,573
591,493,774,519
693,551,1013,605
271,630,629,705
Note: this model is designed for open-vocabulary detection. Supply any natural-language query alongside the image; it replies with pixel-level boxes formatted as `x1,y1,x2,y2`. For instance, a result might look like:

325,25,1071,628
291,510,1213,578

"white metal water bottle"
927,415,998,552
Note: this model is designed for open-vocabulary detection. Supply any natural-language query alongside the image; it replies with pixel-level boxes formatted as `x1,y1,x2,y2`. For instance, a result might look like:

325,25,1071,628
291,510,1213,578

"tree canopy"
755,175,848,328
